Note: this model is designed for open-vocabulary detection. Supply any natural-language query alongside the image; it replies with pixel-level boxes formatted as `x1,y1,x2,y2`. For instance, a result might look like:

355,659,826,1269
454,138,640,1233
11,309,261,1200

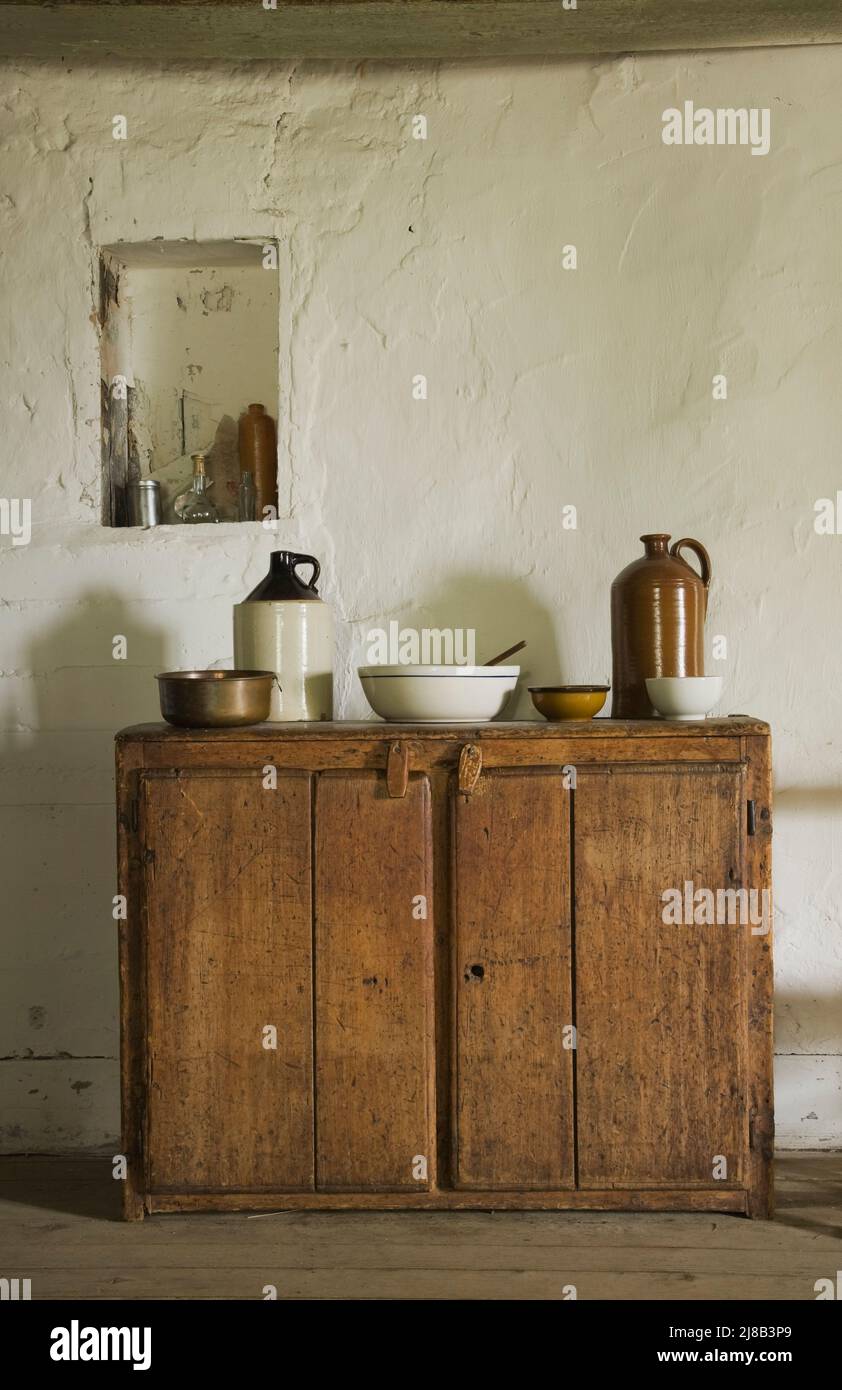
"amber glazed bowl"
156,670,275,728
529,685,609,720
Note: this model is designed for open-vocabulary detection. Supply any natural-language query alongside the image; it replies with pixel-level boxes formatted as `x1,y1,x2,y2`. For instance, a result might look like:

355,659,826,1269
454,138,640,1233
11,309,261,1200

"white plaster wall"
0,50,840,1151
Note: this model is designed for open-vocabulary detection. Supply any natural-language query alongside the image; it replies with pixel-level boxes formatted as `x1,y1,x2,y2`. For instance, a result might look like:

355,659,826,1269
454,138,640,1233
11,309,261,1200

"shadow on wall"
773,1007,842,1172
399,570,563,718
0,592,166,1153
772,786,841,1061
774,786,842,814
24,590,168,731
775,989,842,1076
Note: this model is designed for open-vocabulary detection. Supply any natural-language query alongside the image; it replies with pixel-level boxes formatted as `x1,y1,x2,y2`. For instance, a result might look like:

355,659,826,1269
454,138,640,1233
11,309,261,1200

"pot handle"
291,553,320,591
670,537,711,591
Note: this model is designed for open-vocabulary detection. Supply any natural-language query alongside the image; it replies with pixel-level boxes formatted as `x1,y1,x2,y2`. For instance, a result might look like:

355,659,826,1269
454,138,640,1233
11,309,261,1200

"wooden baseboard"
142,1187,750,1217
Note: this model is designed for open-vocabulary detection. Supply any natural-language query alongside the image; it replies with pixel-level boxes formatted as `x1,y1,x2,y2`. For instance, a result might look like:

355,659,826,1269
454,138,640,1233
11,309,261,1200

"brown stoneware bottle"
610,533,711,718
238,403,277,521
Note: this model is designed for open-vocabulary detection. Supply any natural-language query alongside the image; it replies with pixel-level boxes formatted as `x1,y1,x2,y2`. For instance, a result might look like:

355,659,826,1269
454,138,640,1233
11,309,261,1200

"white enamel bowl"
358,665,519,723
645,676,723,721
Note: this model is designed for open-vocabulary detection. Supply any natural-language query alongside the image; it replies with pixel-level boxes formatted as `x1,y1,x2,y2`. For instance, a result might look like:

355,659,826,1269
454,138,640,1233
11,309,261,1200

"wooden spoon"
484,640,527,666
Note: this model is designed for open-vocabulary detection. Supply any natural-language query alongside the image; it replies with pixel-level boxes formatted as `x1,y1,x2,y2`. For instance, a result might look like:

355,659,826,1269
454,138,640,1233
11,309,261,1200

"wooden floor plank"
4,1228,839,1262
6,1245,838,1275
4,1270,831,1301
0,1154,838,1301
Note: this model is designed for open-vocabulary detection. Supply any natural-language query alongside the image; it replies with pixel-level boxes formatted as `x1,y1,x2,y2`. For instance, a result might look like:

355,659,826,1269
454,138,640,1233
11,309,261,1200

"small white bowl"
358,664,519,723
645,676,723,721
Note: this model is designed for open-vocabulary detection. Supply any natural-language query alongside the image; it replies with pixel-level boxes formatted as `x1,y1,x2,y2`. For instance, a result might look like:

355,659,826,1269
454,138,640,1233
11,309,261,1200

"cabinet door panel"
453,770,574,1189
144,771,313,1192
314,772,435,1191
575,764,747,1188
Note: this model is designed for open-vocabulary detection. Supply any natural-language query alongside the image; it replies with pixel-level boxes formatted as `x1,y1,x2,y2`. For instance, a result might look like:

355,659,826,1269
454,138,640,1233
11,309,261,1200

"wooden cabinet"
314,773,435,1192
452,769,574,1190
117,719,773,1219
142,770,313,1194
574,765,748,1191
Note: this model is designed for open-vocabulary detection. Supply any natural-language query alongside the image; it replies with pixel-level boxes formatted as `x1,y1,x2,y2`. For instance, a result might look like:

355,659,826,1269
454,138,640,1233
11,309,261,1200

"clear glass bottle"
238,470,257,522
180,452,220,524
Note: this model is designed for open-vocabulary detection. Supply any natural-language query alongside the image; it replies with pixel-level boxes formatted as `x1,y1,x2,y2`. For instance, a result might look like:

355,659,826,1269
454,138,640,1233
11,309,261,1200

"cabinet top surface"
117,717,769,742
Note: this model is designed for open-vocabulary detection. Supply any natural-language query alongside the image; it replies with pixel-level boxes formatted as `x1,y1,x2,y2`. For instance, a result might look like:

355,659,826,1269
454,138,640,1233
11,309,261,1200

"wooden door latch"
458,743,483,796
386,741,410,798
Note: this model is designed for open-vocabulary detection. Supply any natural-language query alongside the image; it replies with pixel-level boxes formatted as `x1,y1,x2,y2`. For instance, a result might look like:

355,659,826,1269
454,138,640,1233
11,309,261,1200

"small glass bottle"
180,452,220,524
238,470,257,522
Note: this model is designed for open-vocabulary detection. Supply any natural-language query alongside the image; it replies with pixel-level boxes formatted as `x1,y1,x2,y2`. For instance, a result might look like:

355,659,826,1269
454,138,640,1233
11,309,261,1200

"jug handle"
291,553,320,590
670,537,711,592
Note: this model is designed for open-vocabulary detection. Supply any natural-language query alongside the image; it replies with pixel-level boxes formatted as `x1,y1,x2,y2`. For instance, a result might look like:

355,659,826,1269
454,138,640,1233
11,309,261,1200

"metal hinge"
747,799,756,836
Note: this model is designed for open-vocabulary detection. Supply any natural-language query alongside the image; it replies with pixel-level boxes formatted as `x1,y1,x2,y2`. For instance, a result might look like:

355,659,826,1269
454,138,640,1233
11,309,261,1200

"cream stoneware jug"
233,551,334,721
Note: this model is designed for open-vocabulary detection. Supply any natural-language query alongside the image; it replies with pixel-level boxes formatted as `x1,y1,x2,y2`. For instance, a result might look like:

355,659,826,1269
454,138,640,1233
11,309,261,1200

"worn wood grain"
116,740,146,1220
118,724,773,1217
453,769,573,1189
2,2,840,63
2,1150,835,1303
575,764,750,1190
148,1187,748,1212
5,1153,831,1300
430,766,455,1187
118,718,769,740
0,1268,827,1300
314,771,436,1191
131,735,748,775
143,769,314,1193
2,1151,837,1225
3,1239,829,1277
744,733,774,1218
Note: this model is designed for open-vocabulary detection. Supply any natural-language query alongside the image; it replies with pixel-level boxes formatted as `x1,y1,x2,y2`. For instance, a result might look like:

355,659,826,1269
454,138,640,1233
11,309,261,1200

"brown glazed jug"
610,534,711,718
238,403,278,520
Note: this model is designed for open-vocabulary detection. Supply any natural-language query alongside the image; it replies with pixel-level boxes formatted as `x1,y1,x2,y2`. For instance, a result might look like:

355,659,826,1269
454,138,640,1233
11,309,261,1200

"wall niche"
99,239,280,526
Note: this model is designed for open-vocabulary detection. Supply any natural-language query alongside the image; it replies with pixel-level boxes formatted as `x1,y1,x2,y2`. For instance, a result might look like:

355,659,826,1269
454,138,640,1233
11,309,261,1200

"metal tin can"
127,479,162,527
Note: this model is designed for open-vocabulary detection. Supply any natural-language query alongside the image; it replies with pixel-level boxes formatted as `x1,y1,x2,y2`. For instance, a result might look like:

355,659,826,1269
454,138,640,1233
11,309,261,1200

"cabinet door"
452,769,574,1189
143,770,313,1192
575,764,747,1188
314,772,435,1191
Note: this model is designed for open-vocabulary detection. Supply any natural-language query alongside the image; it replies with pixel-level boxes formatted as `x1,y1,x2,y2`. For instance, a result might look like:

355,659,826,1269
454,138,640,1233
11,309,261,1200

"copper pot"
610,534,711,718
156,670,276,728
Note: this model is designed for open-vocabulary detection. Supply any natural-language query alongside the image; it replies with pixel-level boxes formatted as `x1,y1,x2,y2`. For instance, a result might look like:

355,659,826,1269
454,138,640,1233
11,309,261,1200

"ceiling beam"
1,1,841,63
